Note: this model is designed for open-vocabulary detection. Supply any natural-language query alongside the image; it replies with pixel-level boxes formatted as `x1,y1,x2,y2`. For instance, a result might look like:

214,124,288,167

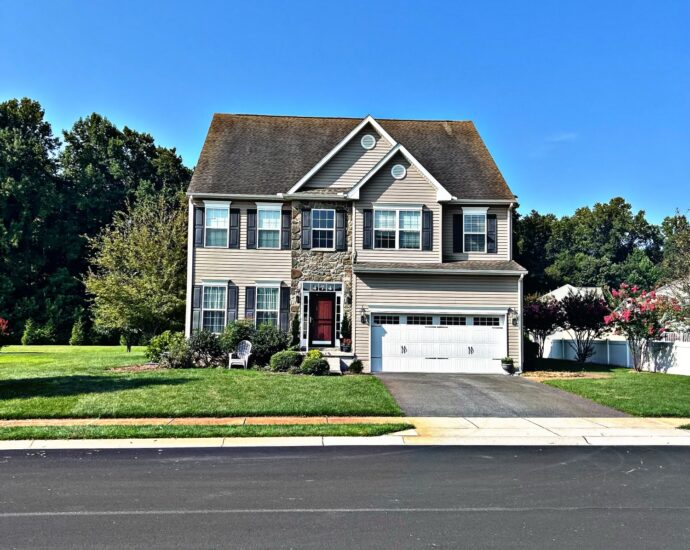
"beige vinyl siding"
193,200,291,318
355,154,441,262
304,126,393,190
353,273,520,369
442,206,510,261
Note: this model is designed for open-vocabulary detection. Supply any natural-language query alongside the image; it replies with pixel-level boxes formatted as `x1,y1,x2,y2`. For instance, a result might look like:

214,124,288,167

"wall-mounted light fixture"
507,307,519,327
360,306,368,325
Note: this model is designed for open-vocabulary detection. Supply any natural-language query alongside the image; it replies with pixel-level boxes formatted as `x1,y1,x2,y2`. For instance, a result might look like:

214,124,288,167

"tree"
84,193,187,351
560,290,610,362
523,295,563,358
605,284,686,372
69,316,88,346
514,210,557,293
661,212,690,308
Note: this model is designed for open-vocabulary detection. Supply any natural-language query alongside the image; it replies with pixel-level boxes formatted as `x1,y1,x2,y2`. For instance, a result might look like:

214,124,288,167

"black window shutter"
194,207,205,247
422,210,433,251
487,214,497,254
245,286,256,321
279,286,290,332
363,209,373,249
192,285,202,332
335,210,347,251
227,283,238,323
246,209,257,249
452,213,463,253
228,209,240,248
281,210,291,250
301,209,311,250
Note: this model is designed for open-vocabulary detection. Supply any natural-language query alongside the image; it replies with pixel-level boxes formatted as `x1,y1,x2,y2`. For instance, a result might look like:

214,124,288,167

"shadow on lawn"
0,375,188,400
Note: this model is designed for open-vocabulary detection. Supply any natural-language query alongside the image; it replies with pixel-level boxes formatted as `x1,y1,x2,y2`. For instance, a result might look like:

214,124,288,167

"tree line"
1,96,688,345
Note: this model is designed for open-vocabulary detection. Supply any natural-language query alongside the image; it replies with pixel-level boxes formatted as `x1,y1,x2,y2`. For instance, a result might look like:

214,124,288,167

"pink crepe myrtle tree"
604,283,684,372
523,295,564,359
0,318,8,351
559,291,610,362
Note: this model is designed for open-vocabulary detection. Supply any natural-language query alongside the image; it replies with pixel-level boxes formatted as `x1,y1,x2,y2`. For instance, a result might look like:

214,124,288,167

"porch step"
324,355,355,373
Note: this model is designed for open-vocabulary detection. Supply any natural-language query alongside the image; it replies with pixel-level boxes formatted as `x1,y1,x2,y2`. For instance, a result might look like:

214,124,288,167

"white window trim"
201,283,227,334
256,202,282,250
311,208,336,251
255,285,280,327
373,205,423,251
203,200,230,248
462,206,489,254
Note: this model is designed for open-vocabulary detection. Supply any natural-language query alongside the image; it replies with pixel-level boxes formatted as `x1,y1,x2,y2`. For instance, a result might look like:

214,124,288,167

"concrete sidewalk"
1,416,689,449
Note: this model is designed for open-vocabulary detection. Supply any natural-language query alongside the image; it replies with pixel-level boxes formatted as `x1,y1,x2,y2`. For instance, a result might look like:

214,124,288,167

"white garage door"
371,318,507,373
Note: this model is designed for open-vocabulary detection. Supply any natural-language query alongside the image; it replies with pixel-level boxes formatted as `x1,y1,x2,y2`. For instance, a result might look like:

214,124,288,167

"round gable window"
360,134,376,150
391,164,406,180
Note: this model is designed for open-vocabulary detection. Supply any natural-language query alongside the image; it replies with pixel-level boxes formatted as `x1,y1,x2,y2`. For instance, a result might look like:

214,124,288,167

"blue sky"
1,0,688,223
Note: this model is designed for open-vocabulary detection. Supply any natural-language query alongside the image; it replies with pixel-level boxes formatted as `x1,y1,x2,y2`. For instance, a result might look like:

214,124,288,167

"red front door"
310,293,335,345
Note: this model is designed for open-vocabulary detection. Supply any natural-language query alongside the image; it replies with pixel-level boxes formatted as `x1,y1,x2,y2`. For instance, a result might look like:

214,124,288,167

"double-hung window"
202,285,226,333
204,201,230,247
463,207,487,253
374,207,421,249
256,287,279,327
312,209,335,249
257,204,281,249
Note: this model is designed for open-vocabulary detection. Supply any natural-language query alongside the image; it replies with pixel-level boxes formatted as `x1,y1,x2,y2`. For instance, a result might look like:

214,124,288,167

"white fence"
544,335,690,376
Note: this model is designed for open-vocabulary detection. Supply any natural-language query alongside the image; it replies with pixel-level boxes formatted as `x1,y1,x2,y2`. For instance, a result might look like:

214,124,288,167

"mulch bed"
109,364,164,373
523,371,613,382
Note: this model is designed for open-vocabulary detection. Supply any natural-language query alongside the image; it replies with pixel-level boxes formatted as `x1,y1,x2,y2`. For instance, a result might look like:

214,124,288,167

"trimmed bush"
146,330,184,363
160,336,192,369
219,320,256,355
188,330,224,367
300,357,330,376
347,359,364,374
269,350,303,372
21,319,56,345
252,324,290,367
305,349,323,360
69,317,87,346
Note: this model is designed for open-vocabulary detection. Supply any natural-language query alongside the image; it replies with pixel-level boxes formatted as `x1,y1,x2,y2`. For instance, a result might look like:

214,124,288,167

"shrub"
21,319,56,345
523,295,563,358
219,320,256,355
290,313,300,347
340,312,352,340
69,317,88,346
347,359,364,374
188,330,224,367
305,349,323,360
160,335,192,369
146,330,184,363
252,323,290,366
300,357,330,376
0,318,8,351
269,350,303,372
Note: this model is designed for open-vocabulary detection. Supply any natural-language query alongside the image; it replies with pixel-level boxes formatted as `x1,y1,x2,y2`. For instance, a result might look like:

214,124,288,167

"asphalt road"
1,446,689,549
376,373,627,416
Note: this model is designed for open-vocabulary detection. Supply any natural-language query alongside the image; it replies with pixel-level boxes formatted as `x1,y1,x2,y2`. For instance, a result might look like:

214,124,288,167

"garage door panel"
372,322,506,373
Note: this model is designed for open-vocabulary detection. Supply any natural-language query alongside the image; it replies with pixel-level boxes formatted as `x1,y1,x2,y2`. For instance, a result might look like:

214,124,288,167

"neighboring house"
542,284,603,302
185,115,526,373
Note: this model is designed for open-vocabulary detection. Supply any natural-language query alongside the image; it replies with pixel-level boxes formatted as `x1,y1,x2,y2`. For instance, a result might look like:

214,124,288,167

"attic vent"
360,134,376,150
391,164,406,180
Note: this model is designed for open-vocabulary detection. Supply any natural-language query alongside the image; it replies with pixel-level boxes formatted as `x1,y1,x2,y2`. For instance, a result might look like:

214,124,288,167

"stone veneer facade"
289,201,353,328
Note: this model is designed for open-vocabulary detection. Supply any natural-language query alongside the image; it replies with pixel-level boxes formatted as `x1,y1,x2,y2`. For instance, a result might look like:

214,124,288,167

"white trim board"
287,115,396,194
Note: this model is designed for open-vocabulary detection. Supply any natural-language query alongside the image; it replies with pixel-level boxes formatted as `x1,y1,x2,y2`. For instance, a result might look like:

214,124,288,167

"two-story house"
185,115,527,373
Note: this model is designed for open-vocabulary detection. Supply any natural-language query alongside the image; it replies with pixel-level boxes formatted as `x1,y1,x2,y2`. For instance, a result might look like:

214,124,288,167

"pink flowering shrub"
524,296,564,359
0,318,8,352
605,283,684,371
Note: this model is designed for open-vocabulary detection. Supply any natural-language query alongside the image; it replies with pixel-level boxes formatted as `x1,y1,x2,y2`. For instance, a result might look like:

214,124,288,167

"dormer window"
462,207,488,253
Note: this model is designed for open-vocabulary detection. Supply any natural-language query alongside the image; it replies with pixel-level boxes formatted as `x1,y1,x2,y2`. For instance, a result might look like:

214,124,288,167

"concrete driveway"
376,373,628,417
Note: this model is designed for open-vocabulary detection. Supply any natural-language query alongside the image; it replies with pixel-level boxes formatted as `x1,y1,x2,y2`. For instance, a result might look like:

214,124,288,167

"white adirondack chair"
228,340,252,369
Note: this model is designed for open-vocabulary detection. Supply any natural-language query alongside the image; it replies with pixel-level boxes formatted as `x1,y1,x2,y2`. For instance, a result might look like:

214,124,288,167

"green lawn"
0,346,402,418
0,423,412,440
528,359,690,417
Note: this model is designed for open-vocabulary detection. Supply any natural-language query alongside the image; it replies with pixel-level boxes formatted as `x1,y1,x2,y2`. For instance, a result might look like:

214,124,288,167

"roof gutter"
444,198,518,205
353,266,527,276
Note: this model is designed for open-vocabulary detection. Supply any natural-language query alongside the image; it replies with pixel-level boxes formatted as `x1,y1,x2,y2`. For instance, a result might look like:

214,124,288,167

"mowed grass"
527,359,690,417
0,346,402,418
0,423,412,440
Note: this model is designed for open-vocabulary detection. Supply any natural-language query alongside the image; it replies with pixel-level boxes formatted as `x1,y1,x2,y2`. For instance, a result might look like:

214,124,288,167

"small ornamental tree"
523,295,563,358
560,290,610,362
604,284,685,372
0,318,9,351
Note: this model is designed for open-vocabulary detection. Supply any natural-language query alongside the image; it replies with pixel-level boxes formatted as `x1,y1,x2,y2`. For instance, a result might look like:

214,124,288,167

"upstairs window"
204,203,229,247
374,208,421,250
257,206,281,249
256,287,279,327
463,208,487,253
202,285,226,333
312,209,335,249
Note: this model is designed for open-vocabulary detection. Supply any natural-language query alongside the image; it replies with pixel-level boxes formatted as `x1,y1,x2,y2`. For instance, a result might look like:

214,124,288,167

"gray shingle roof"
353,260,527,274
188,114,515,201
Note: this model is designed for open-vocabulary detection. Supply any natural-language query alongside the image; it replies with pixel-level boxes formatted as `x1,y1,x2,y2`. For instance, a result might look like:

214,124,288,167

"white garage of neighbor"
370,311,508,373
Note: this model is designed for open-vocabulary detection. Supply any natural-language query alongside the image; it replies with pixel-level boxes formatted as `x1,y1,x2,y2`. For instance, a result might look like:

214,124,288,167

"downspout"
518,273,525,372
351,201,357,357
185,196,195,337
508,202,515,260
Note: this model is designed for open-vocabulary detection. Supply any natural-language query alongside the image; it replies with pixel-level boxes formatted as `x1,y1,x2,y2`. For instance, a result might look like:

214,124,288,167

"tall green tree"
84,194,188,350
514,209,557,293
661,212,690,305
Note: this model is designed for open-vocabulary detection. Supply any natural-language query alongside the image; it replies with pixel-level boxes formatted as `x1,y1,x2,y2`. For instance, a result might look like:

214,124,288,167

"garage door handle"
401,345,407,354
